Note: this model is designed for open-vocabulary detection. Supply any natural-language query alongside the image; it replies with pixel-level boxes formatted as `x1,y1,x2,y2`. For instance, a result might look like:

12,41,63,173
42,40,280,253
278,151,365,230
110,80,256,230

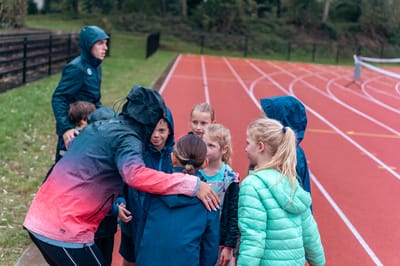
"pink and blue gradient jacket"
23,85,199,244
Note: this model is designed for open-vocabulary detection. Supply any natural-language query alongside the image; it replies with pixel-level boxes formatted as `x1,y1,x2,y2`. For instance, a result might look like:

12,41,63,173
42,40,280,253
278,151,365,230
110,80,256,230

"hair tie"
187,159,195,165
282,126,286,134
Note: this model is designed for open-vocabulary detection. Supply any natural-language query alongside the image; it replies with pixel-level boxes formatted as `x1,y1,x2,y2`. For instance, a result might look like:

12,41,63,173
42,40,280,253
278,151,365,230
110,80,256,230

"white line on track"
265,61,400,180
326,78,400,134
310,173,383,266
159,54,182,95
223,57,384,266
201,56,211,104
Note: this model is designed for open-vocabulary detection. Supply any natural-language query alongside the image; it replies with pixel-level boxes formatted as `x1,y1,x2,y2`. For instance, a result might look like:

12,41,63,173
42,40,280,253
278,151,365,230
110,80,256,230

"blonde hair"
247,118,297,190
191,102,215,121
173,134,207,175
204,123,233,165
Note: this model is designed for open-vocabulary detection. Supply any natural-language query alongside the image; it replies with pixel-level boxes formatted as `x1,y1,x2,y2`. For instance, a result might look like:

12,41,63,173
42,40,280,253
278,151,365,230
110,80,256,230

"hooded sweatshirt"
260,96,311,193
52,25,109,137
238,169,325,266
24,85,199,244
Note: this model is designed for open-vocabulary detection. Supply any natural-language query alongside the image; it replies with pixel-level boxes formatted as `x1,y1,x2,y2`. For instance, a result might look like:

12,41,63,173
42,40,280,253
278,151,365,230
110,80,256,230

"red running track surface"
113,54,400,265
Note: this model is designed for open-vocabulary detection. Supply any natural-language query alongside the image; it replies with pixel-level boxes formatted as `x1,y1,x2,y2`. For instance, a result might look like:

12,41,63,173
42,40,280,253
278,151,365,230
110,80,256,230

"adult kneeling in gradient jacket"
24,85,219,266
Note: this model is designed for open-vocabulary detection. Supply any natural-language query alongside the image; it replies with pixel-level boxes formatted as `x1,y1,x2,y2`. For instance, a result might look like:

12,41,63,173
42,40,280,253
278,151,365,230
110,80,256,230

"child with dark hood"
260,95,311,194
119,107,175,266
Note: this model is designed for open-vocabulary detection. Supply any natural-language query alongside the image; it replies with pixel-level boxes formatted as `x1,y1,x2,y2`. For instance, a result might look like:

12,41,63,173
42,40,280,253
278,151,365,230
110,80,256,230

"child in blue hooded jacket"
119,107,175,266
135,134,220,266
260,95,311,193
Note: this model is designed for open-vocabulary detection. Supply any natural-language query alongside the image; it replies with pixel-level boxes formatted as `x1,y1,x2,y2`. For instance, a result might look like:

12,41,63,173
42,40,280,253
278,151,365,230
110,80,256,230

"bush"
0,0,26,28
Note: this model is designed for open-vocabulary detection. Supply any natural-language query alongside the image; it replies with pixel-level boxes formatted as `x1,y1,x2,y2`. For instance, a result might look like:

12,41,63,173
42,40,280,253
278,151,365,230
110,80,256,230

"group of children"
61,97,325,266
27,24,324,265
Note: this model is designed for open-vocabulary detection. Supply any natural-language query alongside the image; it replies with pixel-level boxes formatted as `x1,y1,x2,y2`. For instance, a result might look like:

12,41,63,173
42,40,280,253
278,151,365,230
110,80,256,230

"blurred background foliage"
3,0,400,46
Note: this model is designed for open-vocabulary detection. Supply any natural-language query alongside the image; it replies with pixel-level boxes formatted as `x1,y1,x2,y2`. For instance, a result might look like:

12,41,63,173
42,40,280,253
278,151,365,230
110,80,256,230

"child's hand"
63,129,79,149
218,247,233,266
118,203,132,222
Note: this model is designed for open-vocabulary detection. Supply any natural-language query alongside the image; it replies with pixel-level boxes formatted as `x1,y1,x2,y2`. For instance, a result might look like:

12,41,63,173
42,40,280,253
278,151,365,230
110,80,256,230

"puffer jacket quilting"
238,169,325,266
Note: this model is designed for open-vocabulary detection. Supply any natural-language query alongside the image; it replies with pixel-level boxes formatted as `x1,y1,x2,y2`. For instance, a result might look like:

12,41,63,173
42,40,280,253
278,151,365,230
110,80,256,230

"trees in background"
0,0,27,28
4,0,400,45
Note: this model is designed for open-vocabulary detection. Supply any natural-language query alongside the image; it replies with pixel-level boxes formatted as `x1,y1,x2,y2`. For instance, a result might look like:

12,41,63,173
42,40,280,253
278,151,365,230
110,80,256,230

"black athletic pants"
29,232,106,266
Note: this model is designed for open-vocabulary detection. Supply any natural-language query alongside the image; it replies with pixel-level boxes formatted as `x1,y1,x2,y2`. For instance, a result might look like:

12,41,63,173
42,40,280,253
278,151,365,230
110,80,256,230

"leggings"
29,232,106,266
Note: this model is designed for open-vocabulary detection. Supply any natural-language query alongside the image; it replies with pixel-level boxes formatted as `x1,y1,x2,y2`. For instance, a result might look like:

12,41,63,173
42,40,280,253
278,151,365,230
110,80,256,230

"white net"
353,55,400,81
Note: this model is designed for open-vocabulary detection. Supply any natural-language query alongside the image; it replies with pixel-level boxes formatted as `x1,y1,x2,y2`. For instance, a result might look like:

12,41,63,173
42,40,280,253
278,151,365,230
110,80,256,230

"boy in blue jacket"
119,107,175,266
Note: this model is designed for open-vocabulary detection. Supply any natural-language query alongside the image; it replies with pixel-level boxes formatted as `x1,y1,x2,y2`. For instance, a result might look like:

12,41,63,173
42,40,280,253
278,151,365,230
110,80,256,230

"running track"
112,54,399,265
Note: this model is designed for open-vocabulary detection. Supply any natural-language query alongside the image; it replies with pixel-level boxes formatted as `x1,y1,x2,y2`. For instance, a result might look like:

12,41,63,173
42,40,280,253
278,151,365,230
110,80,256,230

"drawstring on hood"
79,26,109,67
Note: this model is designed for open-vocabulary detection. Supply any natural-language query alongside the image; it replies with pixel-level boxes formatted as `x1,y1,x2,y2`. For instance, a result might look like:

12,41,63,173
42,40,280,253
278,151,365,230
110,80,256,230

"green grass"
1,13,355,265
0,15,177,265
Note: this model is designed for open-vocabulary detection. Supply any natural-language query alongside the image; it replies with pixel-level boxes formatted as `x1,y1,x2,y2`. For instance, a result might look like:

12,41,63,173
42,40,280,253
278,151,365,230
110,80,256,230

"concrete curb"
15,243,47,266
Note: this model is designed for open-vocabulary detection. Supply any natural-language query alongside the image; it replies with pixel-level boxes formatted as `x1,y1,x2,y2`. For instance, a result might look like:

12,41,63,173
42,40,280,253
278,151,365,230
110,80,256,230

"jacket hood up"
121,85,167,141
79,26,109,66
254,169,311,214
146,106,175,154
260,96,307,144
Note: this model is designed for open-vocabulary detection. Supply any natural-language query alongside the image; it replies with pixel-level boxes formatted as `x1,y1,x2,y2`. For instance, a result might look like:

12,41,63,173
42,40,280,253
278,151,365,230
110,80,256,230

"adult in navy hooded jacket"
118,107,175,264
24,85,219,266
52,25,109,162
260,95,311,193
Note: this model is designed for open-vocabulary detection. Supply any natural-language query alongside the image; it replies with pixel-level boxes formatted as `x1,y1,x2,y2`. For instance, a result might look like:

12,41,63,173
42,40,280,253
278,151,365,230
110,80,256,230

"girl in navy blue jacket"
135,134,220,266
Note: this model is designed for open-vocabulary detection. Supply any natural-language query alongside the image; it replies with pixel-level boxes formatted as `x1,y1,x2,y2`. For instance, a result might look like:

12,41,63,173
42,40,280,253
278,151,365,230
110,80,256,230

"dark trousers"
29,232,106,266
95,236,115,266
55,136,66,163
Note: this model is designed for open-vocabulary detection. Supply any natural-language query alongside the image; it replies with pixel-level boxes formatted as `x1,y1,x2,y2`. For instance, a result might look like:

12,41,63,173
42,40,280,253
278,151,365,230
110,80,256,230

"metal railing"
0,32,80,93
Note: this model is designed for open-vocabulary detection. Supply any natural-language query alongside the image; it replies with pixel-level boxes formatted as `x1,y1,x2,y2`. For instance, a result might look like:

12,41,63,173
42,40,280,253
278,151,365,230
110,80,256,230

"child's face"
91,39,108,60
151,119,170,151
203,134,224,163
245,133,259,168
190,111,213,138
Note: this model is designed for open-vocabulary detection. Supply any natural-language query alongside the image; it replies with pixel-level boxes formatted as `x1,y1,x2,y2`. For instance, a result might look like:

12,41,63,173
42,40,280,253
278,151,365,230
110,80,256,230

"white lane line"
159,54,182,95
201,56,211,104
326,78,400,135
311,173,383,266
244,59,384,265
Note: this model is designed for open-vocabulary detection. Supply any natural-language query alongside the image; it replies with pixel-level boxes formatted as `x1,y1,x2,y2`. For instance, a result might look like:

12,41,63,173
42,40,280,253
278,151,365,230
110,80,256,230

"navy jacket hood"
260,96,307,144
79,26,109,67
145,106,175,157
121,85,167,141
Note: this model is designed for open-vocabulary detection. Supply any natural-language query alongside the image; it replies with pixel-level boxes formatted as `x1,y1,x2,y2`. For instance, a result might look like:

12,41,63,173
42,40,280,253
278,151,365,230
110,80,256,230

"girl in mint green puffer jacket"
238,118,325,266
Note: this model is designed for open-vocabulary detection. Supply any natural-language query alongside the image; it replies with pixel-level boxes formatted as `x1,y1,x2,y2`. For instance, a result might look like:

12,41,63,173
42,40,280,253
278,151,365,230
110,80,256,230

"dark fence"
0,32,80,93
160,29,400,64
146,32,160,58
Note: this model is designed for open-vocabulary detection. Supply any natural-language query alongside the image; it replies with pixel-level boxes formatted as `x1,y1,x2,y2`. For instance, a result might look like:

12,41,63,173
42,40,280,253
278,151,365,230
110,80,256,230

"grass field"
0,15,178,265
